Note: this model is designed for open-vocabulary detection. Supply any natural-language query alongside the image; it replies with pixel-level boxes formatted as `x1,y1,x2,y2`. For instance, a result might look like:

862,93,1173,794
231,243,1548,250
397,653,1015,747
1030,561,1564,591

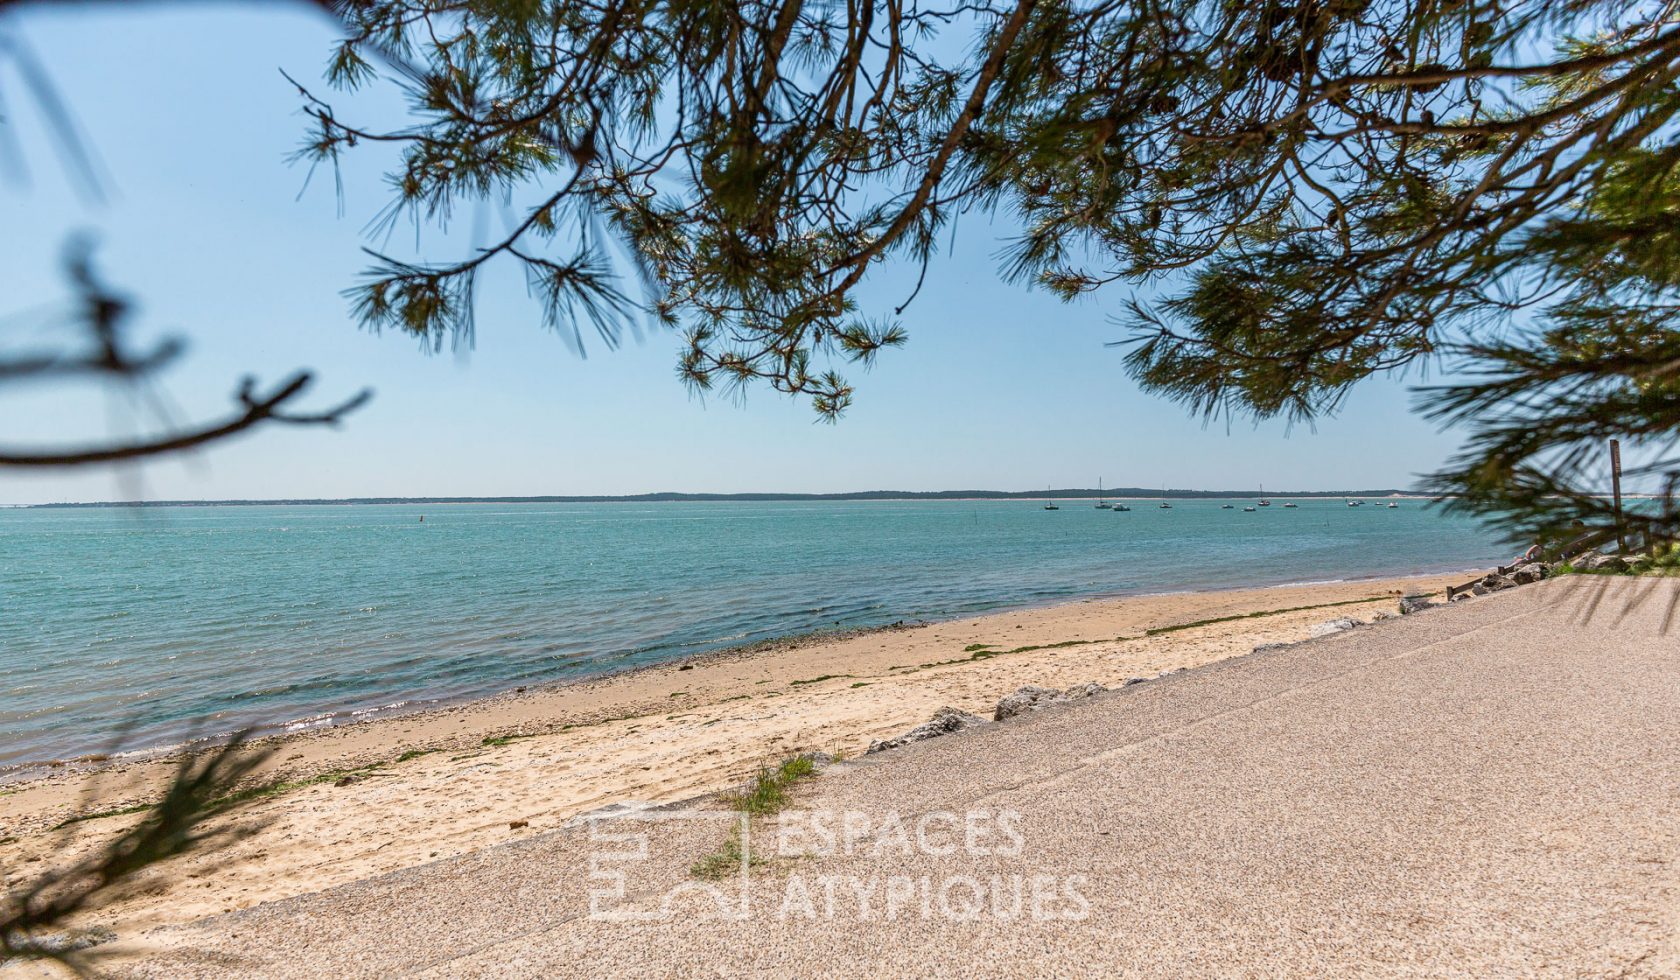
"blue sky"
0,5,1463,505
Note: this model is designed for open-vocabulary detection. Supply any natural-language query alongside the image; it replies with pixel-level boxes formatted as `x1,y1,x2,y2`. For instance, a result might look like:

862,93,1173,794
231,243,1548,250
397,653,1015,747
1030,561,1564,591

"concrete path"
118,577,1680,977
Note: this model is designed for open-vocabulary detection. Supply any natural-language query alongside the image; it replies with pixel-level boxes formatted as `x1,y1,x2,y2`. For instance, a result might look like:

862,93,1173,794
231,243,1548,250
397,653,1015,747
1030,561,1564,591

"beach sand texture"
0,573,1471,946
111,575,1680,979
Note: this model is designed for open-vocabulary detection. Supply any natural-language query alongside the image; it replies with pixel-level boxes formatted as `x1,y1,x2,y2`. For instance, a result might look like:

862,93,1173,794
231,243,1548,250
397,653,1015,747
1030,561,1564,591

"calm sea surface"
0,500,1511,768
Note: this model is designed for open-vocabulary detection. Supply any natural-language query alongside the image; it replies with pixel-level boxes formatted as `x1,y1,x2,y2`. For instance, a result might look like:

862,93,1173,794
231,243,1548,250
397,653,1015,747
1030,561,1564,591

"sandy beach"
0,570,1475,945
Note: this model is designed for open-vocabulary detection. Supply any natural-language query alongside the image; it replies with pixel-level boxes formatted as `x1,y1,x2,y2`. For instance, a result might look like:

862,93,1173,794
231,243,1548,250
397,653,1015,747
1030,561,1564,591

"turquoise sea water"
0,500,1511,768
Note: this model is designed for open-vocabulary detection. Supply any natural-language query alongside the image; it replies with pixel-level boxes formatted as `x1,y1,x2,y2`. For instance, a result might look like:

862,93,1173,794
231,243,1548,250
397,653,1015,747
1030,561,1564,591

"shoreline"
0,569,1482,941
1,562,1493,780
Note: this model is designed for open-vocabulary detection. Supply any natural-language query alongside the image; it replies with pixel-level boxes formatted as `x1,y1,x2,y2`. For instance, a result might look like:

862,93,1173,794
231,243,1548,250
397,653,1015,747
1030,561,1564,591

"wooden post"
1610,438,1625,554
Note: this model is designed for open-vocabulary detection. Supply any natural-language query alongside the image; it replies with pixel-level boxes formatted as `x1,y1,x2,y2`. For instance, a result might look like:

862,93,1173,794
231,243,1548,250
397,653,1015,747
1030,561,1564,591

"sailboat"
1094,478,1112,509
1159,484,1172,509
1257,482,1271,507
1043,486,1059,511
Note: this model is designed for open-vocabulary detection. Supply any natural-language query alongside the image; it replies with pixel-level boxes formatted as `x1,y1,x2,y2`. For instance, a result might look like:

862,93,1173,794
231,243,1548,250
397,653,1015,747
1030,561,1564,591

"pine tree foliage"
294,0,1677,536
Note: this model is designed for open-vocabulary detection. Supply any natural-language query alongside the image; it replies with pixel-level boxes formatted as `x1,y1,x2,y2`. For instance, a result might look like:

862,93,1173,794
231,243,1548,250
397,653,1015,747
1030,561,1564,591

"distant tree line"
28,488,1433,507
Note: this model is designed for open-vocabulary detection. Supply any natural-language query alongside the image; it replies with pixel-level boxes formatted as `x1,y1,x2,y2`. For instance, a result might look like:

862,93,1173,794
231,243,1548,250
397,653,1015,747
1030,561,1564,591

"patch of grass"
790,674,854,686
559,711,643,733
908,639,1094,670
481,732,537,747
692,755,822,879
849,681,870,688
721,755,819,817
52,759,393,830
0,835,16,846
668,691,689,698
690,824,759,880
396,748,435,763
51,802,153,829
1142,595,1387,636
212,764,381,809
895,595,1396,674
718,694,752,703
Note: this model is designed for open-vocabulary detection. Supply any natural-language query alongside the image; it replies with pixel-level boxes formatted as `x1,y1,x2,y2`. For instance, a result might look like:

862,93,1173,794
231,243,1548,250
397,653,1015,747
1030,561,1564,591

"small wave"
283,713,341,732
350,700,411,717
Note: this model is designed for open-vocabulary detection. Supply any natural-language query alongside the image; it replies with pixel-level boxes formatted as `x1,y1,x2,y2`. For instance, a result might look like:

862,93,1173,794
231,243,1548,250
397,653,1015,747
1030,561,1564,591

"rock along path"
115,577,1680,978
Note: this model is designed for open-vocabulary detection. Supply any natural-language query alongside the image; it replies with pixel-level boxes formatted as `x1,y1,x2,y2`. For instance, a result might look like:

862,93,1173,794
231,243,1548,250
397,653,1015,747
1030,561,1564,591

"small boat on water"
1243,505,1257,512
1282,501,1297,508
1043,485,1059,510
1221,504,1234,510
1113,504,1131,512
1257,483,1271,507
1095,477,1111,509
1159,501,1172,509
1387,502,1399,509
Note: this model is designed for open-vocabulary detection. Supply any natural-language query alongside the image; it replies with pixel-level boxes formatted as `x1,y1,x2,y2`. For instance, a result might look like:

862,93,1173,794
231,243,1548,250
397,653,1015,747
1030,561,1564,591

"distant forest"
29,489,1428,508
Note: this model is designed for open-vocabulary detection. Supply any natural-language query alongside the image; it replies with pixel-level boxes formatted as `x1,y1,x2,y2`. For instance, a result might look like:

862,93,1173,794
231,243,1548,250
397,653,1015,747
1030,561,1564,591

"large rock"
1059,681,1108,702
1310,617,1360,637
992,685,1062,721
866,707,986,754
1509,562,1546,585
1578,553,1631,574
992,682,1111,721
1478,573,1519,593
1399,595,1439,615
